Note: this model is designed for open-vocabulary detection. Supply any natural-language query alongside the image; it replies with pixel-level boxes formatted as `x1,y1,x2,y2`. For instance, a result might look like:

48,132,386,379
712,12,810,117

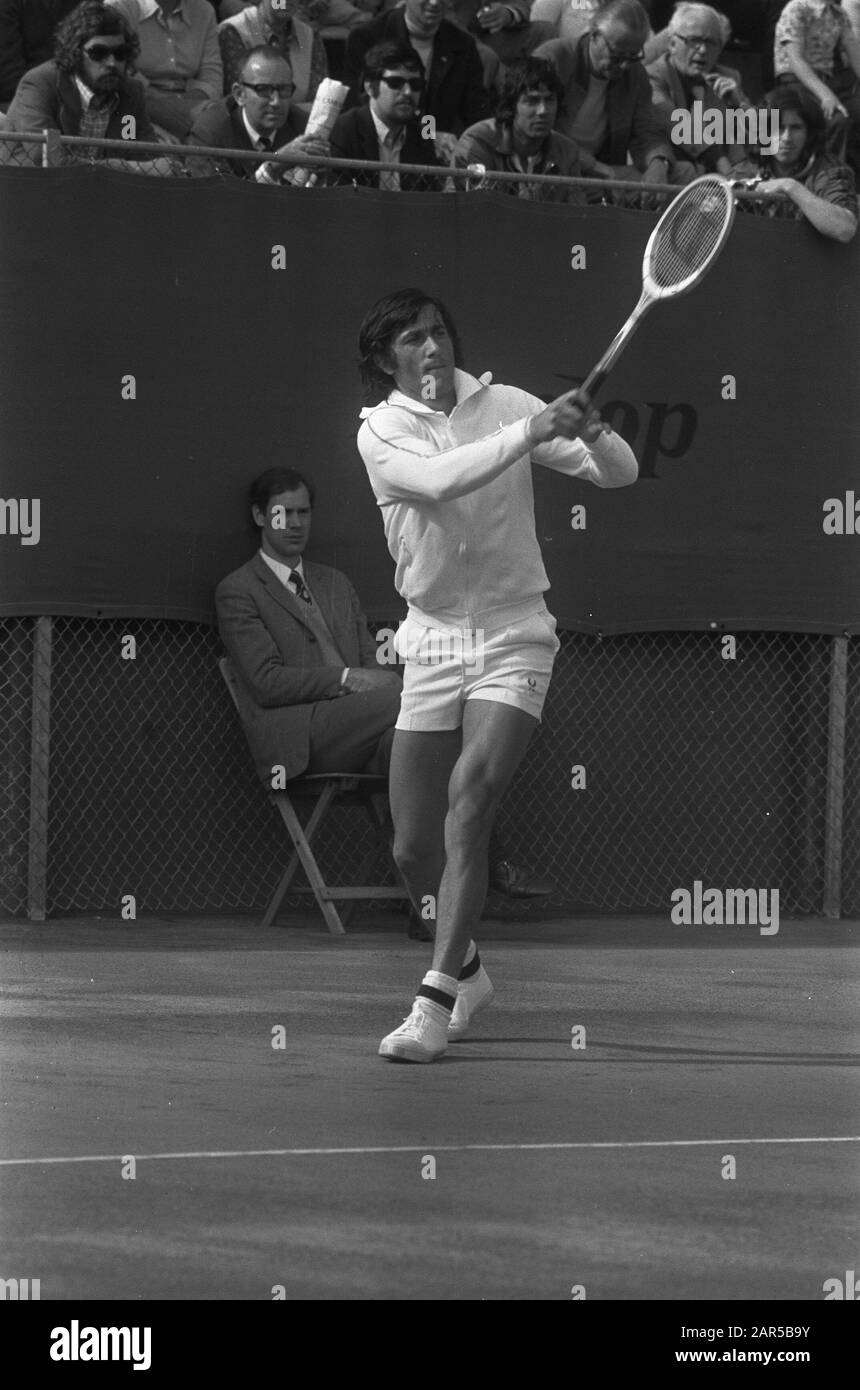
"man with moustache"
535,0,675,185
344,0,490,160
187,45,330,178
330,41,442,187
2,0,159,163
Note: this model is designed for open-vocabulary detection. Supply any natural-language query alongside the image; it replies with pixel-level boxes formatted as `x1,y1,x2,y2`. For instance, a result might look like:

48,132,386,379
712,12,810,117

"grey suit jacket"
216,553,379,782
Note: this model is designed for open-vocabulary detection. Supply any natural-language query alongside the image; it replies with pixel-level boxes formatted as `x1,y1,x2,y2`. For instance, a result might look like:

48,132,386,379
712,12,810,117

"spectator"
644,4,755,108
344,0,491,160
646,1,751,178
218,0,373,29
774,0,860,173
536,0,675,187
1,0,163,166
218,0,327,119
329,41,442,185
530,0,601,44
433,1,556,68
106,0,222,138
453,54,591,197
216,467,403,786
187,44,329,177
748,82,857,240
0,1,80,109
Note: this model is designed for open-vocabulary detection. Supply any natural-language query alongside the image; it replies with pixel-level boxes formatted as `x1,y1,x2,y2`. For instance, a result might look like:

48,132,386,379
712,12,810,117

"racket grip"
580,366,608,400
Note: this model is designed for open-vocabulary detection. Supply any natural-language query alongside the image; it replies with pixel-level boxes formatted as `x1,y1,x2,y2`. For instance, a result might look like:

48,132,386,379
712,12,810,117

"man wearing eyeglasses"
330,41,441,187
187,44,330,178
218,0,328,121
535,0,675,187
2,0,161,165
646,1,751,179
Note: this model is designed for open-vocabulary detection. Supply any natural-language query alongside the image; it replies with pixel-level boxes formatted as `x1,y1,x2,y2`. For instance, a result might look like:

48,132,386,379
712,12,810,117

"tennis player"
357,288,639,1062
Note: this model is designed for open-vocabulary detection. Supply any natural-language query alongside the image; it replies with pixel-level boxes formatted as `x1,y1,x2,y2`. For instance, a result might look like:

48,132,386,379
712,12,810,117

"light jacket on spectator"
453,116,590,199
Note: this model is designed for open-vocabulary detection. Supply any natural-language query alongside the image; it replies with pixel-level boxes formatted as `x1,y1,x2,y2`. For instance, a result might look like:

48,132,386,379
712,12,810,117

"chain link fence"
0,129,784,211
2,615,857,921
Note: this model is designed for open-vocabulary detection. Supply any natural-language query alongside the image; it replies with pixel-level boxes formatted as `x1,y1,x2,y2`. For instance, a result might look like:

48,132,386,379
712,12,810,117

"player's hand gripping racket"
581,174,736,400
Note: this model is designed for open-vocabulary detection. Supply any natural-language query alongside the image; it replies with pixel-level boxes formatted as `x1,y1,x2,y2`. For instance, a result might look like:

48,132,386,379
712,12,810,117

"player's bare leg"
379,700,537,1061
388,727,461,923
432,699,537,978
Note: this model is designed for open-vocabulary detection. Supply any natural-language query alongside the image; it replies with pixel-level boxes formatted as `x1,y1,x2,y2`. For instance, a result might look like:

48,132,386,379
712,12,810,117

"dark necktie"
258,134,273,152
290,572,311,604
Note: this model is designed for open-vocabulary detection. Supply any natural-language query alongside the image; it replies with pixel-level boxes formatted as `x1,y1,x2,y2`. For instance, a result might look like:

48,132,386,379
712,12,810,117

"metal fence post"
27,616,53,921
823,634,848,920
42,128,62,168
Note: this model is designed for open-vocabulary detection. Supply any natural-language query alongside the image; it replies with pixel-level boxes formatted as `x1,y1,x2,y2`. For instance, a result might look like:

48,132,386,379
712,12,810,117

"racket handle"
581,366,608,400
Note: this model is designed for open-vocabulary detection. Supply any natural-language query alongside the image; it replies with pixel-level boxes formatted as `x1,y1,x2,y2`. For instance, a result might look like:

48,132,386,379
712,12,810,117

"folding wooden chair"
219,657,409,935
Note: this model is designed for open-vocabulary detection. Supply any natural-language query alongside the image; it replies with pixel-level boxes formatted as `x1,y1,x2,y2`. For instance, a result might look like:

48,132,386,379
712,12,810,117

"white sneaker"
378,997,450,1063
448,966,495,1041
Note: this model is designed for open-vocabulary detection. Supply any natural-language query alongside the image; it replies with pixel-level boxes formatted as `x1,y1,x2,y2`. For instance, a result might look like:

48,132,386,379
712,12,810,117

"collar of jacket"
359,367,493,419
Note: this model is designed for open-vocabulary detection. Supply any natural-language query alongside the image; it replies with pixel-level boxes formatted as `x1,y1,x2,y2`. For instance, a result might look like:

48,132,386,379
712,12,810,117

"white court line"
0,1136,858,1167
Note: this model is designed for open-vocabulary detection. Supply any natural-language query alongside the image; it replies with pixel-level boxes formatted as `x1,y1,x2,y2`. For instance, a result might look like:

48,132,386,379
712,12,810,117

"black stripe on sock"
458,951,481,982
417,984,456,1012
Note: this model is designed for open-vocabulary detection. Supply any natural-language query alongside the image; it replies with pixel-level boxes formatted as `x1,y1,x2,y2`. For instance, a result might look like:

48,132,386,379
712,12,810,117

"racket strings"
648,180,732,290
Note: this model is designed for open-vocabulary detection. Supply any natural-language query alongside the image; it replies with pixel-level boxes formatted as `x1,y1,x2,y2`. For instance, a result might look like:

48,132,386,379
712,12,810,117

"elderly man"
344,0,490,160
187,44,329,177
535,0,675,186
329,40,442,186
218,0,327,118
106,0,222,137
1,0,162,165
646,1,751,178
454,54,592,197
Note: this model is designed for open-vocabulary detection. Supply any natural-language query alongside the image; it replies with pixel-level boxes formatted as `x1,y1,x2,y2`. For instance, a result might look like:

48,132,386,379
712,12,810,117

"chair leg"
267,788,345,935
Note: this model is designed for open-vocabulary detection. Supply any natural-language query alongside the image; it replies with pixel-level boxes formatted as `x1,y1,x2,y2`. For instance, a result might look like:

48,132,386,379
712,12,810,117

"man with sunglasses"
344,0,490,162
535,0,675,186
330,41,441,188
2,0,160,165
187,44,330,179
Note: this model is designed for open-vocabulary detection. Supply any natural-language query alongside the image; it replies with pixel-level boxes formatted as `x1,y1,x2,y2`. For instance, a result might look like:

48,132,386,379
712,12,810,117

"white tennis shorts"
394,604,561,732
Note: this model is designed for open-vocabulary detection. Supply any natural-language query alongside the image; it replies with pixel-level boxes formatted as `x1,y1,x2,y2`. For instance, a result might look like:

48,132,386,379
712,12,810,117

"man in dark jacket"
2,0,160,164
536,0,675,184
330,40,442,187
344,0,490,160
0,0,79,108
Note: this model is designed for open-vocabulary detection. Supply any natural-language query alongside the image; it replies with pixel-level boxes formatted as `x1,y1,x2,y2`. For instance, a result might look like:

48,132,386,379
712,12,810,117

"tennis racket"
581,174,736,400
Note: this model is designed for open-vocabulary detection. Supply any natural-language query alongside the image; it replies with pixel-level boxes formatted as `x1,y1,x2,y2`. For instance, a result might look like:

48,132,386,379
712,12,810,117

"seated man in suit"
344,0,490,160
187,44,329,177
330,40,442,185
216,467,403,786
646,1,752,179
1,0,163,166
218,0,328,121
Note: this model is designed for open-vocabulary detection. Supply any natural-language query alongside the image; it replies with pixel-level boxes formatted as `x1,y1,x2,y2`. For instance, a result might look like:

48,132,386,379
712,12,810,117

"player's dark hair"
764,84,826,158
357,289,463,403
249,469,315,518
362,41,423,96
494,57,565,128
238,45,293,82
54,1,139,74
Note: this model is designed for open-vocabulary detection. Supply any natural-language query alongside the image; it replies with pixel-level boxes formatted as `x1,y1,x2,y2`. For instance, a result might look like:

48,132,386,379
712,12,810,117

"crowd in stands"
0,0,857,238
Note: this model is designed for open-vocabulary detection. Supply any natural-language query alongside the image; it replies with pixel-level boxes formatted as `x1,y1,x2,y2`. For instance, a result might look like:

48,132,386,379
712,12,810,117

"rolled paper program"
290,78,350,186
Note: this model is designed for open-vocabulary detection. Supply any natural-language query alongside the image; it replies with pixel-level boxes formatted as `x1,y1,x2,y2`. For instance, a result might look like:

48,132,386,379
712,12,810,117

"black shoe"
488,859,555,899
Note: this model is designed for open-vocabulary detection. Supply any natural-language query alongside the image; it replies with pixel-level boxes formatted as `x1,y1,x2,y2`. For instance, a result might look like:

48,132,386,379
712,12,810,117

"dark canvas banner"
0,166,857,632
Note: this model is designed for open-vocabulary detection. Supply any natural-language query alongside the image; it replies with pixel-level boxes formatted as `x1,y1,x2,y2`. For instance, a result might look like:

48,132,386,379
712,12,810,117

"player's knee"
446,780,501,848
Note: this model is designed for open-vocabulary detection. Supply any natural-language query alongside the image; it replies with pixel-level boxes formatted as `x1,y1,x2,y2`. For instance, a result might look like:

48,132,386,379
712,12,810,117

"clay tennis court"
1,912,857,1301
